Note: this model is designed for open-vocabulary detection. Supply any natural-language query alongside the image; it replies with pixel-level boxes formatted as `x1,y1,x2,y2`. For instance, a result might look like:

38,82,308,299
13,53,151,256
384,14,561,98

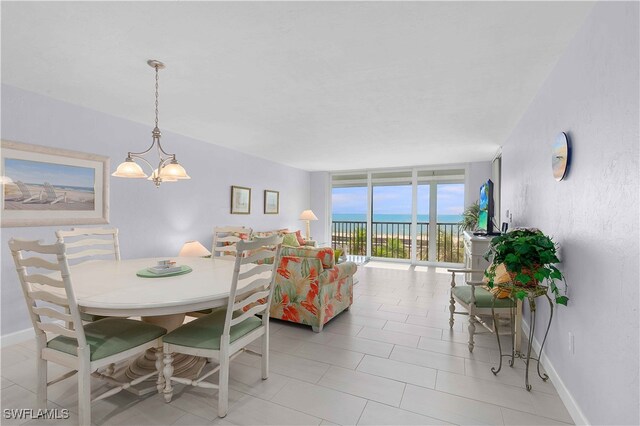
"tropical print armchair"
270,246,357,332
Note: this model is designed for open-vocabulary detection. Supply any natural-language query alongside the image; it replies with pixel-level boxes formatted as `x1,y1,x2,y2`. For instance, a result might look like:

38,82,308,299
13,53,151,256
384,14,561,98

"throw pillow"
282,233,301,247
294,230,306,245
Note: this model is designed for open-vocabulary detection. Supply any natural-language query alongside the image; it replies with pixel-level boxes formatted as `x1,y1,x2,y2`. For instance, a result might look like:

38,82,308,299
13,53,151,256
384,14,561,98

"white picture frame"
1,140,109,227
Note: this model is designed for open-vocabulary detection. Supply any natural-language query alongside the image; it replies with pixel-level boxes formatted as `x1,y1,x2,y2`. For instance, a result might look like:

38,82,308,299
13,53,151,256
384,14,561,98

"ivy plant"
484,228,568,305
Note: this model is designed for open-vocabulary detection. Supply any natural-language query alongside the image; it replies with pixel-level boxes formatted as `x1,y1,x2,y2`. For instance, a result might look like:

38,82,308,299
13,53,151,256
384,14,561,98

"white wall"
465,161,493,208
309,171,330,243
500,2,639,424
1,84,310,337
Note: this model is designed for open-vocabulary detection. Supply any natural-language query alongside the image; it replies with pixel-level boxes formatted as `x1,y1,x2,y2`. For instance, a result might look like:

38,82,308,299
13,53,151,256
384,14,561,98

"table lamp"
179,240,212,257
299,209,318,240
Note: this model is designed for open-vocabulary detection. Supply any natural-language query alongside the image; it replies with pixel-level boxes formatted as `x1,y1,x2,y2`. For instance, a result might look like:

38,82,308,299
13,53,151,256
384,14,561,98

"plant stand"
490,285,553,391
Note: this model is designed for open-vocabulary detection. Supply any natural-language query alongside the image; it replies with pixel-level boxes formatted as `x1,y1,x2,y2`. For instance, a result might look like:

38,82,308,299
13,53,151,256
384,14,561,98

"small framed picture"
264,190,279,214
230,186,251,214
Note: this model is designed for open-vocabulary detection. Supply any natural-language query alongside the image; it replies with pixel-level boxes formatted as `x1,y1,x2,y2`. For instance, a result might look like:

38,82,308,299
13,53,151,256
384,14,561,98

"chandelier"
112,60,190,187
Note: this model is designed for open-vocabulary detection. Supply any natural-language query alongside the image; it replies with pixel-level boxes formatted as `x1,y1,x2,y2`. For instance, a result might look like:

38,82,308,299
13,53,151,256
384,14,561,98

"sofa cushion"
255,229,289,238
294,230,306,246
282,233,301,247
281,246,335,269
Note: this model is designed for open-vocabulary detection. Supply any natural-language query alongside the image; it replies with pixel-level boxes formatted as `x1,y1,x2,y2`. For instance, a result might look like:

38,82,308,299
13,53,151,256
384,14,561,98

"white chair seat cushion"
163,308,261,350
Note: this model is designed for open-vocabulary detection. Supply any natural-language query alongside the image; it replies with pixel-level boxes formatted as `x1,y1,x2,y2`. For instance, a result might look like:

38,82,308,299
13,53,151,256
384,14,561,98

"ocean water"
333,213,463,224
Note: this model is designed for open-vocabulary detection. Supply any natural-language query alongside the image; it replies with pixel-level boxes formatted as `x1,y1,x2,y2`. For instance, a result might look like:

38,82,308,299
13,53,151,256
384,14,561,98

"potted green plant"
484,228,568,305
459,201,480,231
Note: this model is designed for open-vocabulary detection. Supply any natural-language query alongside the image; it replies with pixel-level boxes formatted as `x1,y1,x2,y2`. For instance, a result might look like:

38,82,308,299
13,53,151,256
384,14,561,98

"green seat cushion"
47,318,166,361
80,312,109,322
452,286,515,308
163,308,262,350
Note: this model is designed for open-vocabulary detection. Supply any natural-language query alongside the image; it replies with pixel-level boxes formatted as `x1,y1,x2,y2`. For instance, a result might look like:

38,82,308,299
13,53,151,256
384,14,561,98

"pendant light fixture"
112,60,190,187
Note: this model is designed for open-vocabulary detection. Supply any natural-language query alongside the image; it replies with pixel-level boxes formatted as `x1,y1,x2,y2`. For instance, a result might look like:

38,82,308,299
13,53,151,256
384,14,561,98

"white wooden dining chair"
8,238,167,426
162,234,283,418
55,227,121,324
211,226,252,260
448,268,519,352
55,227,121,263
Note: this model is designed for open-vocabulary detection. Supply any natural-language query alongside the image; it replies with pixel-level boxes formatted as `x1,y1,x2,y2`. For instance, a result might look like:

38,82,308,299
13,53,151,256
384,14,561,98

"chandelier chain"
154,65,159,129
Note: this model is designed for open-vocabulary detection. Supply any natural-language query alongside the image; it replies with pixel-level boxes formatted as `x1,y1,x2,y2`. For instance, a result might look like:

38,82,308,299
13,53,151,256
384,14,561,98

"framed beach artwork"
230,185,251,214
264,190,279,214
1,140,109,227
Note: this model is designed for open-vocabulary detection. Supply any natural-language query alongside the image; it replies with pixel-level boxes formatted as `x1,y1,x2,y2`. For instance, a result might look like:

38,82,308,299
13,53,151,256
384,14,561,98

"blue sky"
332,184,464,215
5,159,94,188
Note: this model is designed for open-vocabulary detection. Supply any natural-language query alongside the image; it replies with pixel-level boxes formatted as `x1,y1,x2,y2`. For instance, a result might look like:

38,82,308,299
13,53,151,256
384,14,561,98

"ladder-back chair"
162,234,283,418
55,227,121,323
8,238,167,425
211,226,252,260
55,227,121,263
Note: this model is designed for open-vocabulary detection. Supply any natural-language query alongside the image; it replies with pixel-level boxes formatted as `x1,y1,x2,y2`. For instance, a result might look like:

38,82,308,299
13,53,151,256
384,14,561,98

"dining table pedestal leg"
119,314,207,396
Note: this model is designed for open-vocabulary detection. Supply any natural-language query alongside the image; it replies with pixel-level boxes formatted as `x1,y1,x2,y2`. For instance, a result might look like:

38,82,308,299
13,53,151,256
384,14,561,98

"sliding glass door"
331,174,367,256
331,168,465,265
371,183,412,259
435,183,465,263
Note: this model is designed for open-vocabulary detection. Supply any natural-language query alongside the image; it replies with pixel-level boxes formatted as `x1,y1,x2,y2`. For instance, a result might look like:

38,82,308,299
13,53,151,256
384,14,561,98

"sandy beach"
3,182,95,211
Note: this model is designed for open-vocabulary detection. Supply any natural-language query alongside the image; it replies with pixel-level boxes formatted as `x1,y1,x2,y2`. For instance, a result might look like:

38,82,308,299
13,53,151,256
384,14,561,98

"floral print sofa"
270,246,357,332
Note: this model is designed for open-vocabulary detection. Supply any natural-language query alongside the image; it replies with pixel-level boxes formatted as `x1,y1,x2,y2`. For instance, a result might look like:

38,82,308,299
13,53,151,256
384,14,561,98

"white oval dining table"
70,257,245,319
65,256,260,395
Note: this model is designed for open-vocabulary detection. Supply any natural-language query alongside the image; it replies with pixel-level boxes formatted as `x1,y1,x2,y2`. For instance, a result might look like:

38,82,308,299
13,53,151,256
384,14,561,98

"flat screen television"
476,179,496,235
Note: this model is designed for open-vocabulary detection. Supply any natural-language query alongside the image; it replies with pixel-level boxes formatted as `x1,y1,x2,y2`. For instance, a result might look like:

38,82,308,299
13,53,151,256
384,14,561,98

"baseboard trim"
521,320,590,425
1,327,34,348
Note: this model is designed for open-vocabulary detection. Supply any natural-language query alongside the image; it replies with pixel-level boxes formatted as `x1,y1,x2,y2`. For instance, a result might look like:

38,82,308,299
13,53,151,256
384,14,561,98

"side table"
491,284,553,391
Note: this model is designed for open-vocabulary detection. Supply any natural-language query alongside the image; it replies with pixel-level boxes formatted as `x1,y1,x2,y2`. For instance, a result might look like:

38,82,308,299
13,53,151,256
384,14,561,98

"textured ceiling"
1,1,594,171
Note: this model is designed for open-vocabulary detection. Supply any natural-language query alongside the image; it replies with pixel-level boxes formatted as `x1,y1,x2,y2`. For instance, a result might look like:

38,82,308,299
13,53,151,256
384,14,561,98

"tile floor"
1,262,574,425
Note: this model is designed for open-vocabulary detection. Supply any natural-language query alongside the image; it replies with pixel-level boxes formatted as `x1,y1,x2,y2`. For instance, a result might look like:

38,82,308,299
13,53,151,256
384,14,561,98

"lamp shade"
148,168,177,182
299,210,318,221
112,159,148,178
160,162,191,180
179,241,212,257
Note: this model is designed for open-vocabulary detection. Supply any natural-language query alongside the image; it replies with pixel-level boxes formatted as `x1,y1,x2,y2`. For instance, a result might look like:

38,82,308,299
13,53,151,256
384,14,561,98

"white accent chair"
15,180,41,203
211,226,252,260
162,234,283,418
448,268,519,353
42,182,67,204
8,238,167,426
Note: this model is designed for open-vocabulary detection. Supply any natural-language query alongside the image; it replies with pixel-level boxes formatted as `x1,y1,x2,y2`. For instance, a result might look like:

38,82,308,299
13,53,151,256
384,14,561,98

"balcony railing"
331,221,464,263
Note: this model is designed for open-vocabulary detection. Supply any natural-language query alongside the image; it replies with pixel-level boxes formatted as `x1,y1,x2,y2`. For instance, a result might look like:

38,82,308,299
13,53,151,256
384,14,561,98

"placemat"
136,265,193,278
